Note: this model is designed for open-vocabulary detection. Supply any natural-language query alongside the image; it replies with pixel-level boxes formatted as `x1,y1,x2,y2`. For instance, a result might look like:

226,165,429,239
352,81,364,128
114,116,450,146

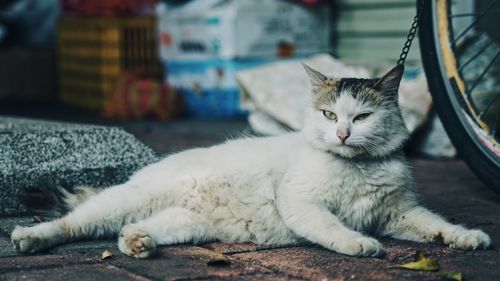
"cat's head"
302,64,409,158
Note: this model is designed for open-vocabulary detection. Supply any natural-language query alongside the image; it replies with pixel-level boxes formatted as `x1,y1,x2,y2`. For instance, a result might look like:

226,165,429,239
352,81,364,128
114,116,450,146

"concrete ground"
0,113,499,280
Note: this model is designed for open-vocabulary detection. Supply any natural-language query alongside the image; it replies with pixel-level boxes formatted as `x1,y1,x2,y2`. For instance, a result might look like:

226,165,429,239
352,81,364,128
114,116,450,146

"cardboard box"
158,0,330,60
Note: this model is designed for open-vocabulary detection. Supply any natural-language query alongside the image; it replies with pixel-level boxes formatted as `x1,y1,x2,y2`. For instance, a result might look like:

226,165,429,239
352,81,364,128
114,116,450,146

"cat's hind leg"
118,207,215,258
12,183,159,253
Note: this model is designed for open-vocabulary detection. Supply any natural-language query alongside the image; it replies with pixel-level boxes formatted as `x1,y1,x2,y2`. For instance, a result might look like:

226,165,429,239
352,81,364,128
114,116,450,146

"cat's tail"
22,186,102,217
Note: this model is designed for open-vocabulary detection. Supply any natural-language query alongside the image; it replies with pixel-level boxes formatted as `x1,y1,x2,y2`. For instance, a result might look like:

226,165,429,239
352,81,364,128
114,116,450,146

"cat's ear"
302,63,328,88
374,65,404,93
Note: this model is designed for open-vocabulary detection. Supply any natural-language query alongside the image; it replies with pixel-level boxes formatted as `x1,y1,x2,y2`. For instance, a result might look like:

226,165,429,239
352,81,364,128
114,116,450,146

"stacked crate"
61,0,157,17
58,16,163,110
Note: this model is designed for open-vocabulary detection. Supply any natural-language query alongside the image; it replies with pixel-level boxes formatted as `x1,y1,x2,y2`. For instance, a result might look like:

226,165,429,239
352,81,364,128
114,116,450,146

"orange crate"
58,16,163,110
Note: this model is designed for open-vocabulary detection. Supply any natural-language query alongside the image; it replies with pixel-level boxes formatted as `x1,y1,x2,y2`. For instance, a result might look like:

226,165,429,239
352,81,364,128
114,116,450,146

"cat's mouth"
338,143,356,148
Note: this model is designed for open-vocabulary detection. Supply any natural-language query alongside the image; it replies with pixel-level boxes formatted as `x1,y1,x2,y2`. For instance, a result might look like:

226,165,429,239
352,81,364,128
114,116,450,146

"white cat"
12,64,491,258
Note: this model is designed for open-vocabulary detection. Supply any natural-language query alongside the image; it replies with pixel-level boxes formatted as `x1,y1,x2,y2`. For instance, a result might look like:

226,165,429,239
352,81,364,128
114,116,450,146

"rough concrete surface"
0,118,499,280
0,117,158,216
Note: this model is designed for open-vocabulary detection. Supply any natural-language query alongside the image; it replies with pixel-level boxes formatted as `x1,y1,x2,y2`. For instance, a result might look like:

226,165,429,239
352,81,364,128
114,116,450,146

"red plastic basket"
61,0,157,17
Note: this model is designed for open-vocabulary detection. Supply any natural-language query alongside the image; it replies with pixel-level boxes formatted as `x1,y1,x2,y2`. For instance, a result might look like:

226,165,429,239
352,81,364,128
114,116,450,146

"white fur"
12,72,491,258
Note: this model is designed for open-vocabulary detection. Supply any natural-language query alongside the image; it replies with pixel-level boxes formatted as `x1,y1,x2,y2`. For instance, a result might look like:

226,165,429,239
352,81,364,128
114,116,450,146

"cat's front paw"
118,225,156,259
334,236,385,257
11,226,44,253
446,228,491,250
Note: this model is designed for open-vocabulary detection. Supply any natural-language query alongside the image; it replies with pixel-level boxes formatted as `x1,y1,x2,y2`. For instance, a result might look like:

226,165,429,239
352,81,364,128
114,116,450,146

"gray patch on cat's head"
302,64,409,158
303,64,404,109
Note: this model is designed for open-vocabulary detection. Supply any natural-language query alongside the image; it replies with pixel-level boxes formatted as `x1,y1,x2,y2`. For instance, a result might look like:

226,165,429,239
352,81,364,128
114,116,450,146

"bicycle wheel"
419,0,500,190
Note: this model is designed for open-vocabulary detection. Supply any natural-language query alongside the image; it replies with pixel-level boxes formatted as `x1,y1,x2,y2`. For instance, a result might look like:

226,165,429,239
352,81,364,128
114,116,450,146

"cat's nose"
337,129,350,143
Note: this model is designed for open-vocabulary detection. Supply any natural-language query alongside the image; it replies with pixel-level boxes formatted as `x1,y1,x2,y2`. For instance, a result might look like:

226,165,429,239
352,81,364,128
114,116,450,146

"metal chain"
397,4,423,66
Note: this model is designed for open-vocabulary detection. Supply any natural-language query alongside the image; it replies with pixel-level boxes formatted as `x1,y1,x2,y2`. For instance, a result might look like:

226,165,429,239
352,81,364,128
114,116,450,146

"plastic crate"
61,0,157,17
58,16,163,110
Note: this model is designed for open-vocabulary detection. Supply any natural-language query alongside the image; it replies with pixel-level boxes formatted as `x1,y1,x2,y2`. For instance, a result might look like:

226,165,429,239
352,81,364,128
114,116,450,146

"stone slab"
231,244,452,281
0,264,151,281
110,245,273,280
0,117,158,216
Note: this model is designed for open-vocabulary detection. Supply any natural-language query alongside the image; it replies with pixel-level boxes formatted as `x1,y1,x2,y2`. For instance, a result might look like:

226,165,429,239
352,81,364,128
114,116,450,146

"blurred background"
0,0,497,156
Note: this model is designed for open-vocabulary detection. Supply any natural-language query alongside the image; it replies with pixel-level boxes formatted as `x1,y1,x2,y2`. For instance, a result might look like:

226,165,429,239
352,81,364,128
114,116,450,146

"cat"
11,64,491,258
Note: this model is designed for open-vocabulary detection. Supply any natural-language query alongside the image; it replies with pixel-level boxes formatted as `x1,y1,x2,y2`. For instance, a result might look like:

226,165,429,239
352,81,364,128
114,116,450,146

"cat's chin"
328,145,360,158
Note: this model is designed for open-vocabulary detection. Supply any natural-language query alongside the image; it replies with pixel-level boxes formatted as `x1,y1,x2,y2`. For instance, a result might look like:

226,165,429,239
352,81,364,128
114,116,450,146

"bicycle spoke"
458,31,500,72
452,0,498,44
478,92,500,118
450,10,500,18
466,49,500,106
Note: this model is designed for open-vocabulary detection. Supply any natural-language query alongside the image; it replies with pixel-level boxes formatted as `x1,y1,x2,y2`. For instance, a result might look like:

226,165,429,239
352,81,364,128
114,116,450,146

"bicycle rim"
419,0,500,189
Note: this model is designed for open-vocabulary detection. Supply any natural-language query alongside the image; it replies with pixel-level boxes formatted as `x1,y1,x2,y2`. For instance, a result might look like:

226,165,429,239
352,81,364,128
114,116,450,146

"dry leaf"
389,251,440,271
101,250,114,260
207,254,231,266
438,271,462,281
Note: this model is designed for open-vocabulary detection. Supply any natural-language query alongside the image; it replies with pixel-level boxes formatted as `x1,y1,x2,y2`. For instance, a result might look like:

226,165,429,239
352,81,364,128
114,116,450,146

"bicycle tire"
418,0,500,191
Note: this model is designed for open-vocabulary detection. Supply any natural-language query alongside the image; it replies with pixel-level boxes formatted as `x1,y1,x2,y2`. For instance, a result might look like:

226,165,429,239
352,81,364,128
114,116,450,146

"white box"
158,0,330,60
164,59,268,117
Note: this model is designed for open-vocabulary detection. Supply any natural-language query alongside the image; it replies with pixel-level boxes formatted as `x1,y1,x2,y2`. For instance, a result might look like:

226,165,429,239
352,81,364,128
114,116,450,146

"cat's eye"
322,110,337,121
353,112,372,122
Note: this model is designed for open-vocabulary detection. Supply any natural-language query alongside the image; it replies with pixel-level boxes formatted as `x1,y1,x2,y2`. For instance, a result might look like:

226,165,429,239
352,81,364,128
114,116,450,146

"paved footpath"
0,121,499,280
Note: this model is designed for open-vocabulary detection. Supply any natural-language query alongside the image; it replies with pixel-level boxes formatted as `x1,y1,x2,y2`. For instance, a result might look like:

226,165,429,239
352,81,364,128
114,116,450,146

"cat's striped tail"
22,186,101,217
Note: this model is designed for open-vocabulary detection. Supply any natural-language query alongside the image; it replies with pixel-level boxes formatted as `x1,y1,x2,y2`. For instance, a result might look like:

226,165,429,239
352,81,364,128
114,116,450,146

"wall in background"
335,0,492,66
335,0,418,65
